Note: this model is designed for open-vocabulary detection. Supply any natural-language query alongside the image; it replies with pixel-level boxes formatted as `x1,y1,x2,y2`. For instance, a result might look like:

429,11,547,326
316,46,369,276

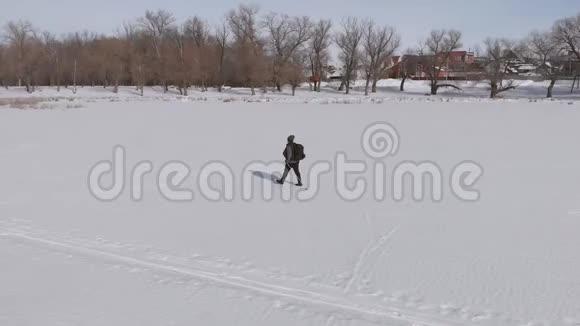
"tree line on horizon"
0,5,579,98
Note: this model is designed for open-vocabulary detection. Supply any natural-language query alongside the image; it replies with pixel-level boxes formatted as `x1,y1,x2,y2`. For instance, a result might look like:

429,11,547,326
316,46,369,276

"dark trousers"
281,162,302,183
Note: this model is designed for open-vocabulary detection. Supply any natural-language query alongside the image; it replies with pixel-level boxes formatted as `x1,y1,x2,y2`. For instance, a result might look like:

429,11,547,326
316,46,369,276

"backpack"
293,143,306,161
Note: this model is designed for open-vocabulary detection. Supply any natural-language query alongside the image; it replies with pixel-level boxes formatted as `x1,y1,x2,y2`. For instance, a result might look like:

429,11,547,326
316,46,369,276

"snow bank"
0,79,578,110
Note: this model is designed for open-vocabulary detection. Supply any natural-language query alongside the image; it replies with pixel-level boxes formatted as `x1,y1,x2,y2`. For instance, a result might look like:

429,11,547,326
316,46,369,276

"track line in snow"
345,227,398,294
0,228,464,326
345,236,376,293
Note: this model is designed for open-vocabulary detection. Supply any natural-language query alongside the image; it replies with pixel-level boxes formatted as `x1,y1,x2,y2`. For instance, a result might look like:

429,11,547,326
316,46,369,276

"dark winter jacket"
283,142,298,163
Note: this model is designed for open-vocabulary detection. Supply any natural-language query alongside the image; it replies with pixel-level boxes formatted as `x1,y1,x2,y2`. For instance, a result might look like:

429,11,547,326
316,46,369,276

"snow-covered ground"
1,79,580,108
1,83,580,326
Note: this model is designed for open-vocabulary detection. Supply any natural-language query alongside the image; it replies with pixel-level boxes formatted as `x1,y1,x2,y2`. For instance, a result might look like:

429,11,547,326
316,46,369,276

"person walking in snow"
276,135,305,186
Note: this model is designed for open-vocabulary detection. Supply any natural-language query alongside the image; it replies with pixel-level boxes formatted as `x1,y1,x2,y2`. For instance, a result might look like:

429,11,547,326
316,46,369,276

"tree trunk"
364,76,370,96
490,82,498,99
276,82,281,92
72,60,77,94
430,84,438,95
292,85,296,96
25,76,32,93
251,85,256,96
56,73,61,92
371,78,378,93
400,74,407,92
547,79,556,98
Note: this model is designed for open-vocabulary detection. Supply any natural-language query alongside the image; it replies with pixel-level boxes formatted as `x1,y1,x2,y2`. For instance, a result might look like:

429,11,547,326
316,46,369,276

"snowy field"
1,81,580,326
1,79,580,107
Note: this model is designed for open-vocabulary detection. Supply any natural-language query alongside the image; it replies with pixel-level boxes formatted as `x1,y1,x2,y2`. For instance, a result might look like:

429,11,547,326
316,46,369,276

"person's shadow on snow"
250,171,285,184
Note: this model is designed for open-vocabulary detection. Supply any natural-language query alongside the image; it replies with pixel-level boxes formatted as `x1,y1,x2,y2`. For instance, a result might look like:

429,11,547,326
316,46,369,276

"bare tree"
138,9,176,92
92,37,125,93
64,33,87,93
335,17,364,94
168,25,190,95
482,38,520,98
4,20,36,92
0,44,5,88
397,41,425,92
214,21,230,92
553,13,580,90
285,50,308,95
398,45,425,92
309,19,332,92
72,58,77,94
121,23,147,96
227,4,265,95
361,20,400,95
524,31,565,98
553,13,580,60
184,17,211,91
424,29,463,95
109,38,125,94
41,32,62,91
263,13,312,92
62,31,98,92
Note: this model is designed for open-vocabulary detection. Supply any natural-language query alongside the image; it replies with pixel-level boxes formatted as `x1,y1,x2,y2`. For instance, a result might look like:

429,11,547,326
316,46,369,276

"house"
449,51,475,65
384,49,580,80
322,64,365,82
560,51,580,77
385,51,476,80
327,66,343,81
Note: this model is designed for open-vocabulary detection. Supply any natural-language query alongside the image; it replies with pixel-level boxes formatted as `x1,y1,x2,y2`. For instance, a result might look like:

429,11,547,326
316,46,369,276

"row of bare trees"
387,12,580,98
0,6,323,96
405,13,580,98
479,12,580,99
0,6,401,96
1,7,579,98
